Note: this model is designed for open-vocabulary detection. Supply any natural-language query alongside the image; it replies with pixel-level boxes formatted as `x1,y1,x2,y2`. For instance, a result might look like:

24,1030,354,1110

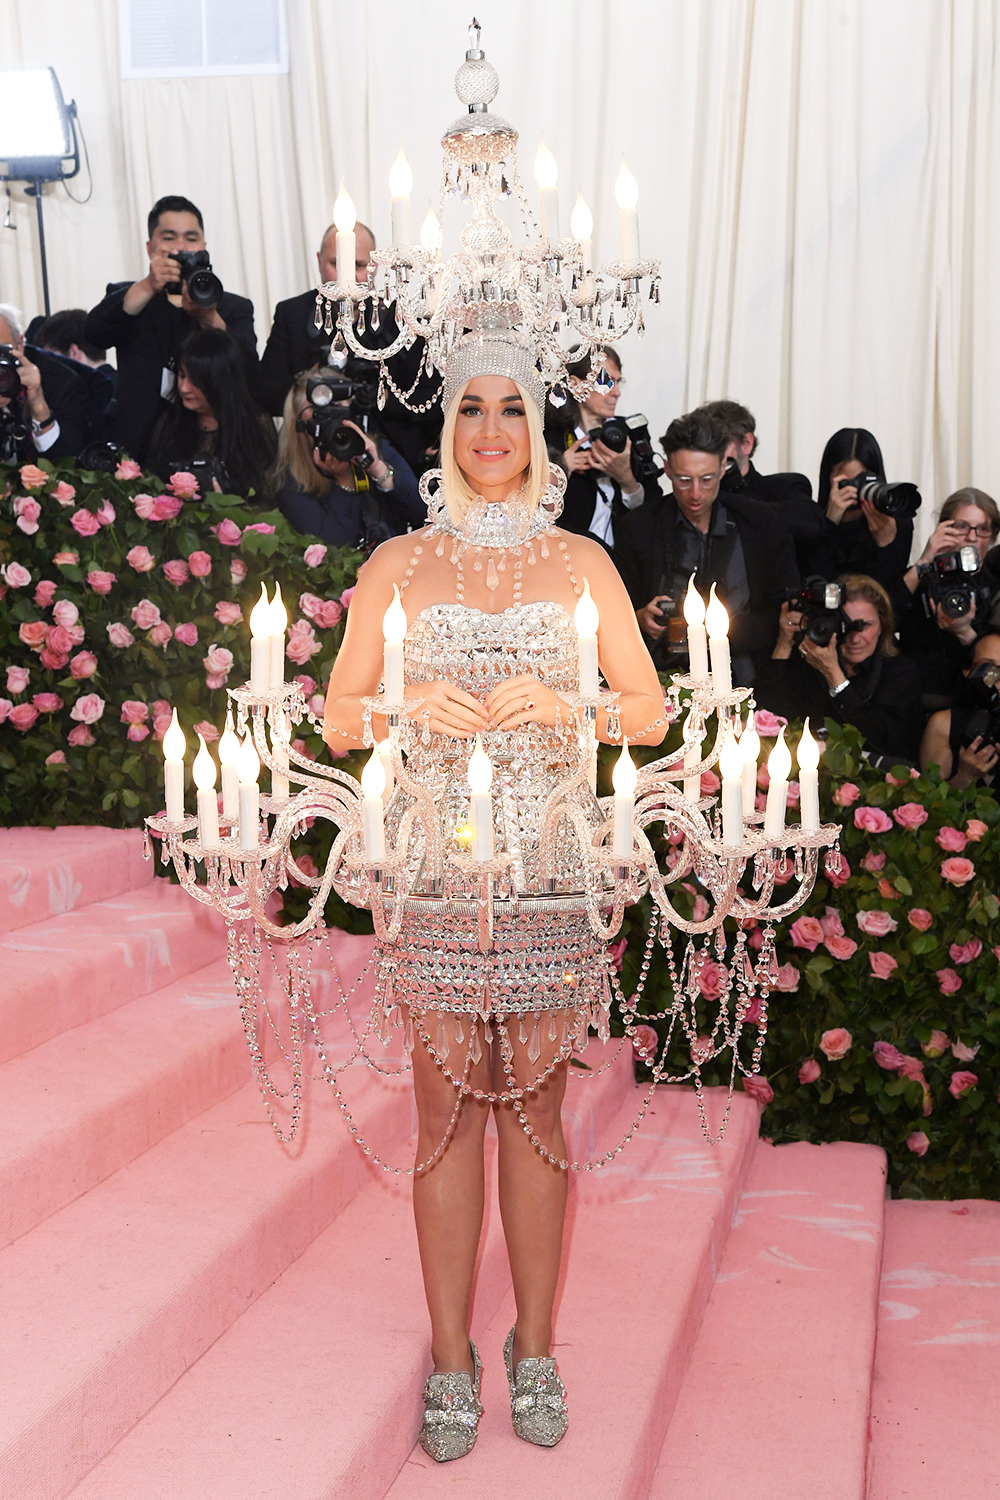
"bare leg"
410,1012,492,1375
492,1011,570,1366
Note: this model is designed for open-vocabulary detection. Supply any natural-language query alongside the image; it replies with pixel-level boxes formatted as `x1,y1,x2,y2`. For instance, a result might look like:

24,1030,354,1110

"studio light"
0,67,81,315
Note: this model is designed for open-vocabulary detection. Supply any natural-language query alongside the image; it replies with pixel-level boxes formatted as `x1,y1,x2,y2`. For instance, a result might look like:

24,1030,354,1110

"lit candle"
615,156,640,265
570,192,593,272
333,181,357,287
360,746,386,861
706,584,732,694
270,707,289,802
683,711,703,803
269,582,287,689
193,734,220,851
377,737,395,803
382,583,407,703
468,735,494,860
740,710,760,818
420,203,441,253
763,726,791,842
683,574,709,682
612,739,637,859
236,733,260,853
219,712,240,820
388,144,413,246
534,137,560,242
575,577,600,696
798,718,820,832
719,724,744,849
249,582,271,694
163,709,186,823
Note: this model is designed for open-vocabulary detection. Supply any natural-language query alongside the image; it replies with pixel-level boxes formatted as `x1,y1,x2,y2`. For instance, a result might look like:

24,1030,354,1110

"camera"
164,454,232,494
296,367,378,464
836,471,921,519
918,546,986,619
0,344,21,401
0,401,28,463
77,440,121,474
962,660,1000,748
587,412,663,483
787,577,866,648
168,250,224,308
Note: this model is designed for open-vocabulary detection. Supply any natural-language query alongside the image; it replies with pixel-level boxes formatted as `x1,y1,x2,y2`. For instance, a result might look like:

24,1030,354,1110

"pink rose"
940,857,975,887
115,459,142,480
893,802,928,830
699,769,721,795
606,936,627,972
907,908,932,931
949,938,982,965
825,934,858,960
304,544,328,567
124,724,148,742
188,550,212,578
948,1071,978,1099
107,622,135,648
214,600,243,625
168,470,201,499
69,651,98,680
775,963,800,992
52,550,78,566
295,674,317,695
45,750,67,765
119,700,150,725
936,826,968,854
340,585,356,609
173,622,199,646
132,493,158,520
66,724,94,747
825,852,851,888
752,709,786,737
39,648,68,670
698,960,726,1000
230,559,248,583
96,499,116,526
790,916,825,951
742,1075,774,1105
965,819,989,841
152,709,172,740
192,720,219,742
692,1036,714,1064
854,806,893,833
286,622,321,665
69,507,101,537
897,1054,926,1081
798,1058,821,1085
873,1040,906,1069
163,559,190,587
863,851,887,873
819,1027,853,1060
820,906,844,939
748,926,764,951
6,666,29,695
906,1131,929,1157
631,1024,659,1058
69,693,105,725
14,497,41,533
692,894,710,923
833,782,861,807
869,951,898,980
152,495,183,521
0,699,11,723
244,522,275,534
316,599,344,629
8,702,39,731
203,645,234,686
857,909,898,937
742,995,763,1025
211,519,242,546
45,624,76,656
52,599,79,628
18,463,47,489
19,621,49,650
952,1039,980,1062
34,579,57,607
785,781,800,808
308,693,326,716
149,622,172,647
66,624,85,646
935,967,962,996
87,569,116,594
51,479,76,505
126,545,156,573
32,692,62,712
922,1029,951,1057
298,592,324,622
131,600,162,630
2,562,32,588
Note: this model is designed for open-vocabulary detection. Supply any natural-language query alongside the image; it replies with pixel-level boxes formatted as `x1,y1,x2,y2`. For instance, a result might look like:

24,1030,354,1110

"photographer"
0,303,93,461
614,409,798,682
146,328,276,502
84,195,257,464
34,307,117,446
757,574,922,764
805,427,916,593
920,632,1000,788
274,370,423,550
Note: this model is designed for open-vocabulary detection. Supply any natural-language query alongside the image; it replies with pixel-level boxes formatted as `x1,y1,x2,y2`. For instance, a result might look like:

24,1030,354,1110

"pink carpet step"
650,1139,887,1500
385,1085,762,1500
58,1039,634,1500
0,827,152,935
868,1198,1000,1500
0,877,226,1064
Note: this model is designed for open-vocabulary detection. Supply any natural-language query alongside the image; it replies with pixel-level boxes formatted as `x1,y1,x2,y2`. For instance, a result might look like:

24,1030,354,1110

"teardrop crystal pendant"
595,365,614,393
313,295,324,330
548,383,568,408
377,375,387,410
485,557,499,590
370,301,380,332
527,1018,542,1064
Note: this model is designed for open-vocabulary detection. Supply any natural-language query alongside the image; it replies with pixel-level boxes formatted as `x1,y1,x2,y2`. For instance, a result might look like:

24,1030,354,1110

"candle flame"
382,582,407,645
467,734,494,793
333,180,356,232
615,156,639,211
249,581,270,639
741,709,760,768
419,203,440,252
192,733,217,792
162,707,186,762
534,136,558,189
705,582,729,638
388,143,413,197
797,717,819,771
236,732,260,786
574,577,599,637
682,573,705,626
767,724,792,782
361,744,386,799
570,192,593,242
719,724,743,781
269,581,287,634
612,738,637,795
219,713,240,767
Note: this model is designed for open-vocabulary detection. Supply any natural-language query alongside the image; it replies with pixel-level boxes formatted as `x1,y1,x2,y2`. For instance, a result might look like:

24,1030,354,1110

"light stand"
0,68,80,317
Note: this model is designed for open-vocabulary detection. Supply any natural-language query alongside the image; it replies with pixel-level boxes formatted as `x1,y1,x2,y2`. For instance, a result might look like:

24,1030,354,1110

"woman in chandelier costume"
324,329,667,1460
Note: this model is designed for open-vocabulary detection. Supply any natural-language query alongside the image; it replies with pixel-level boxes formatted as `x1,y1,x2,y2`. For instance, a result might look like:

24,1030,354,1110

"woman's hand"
918,519,968,568
343,420,392,484
826,479,859,525
406,679,489,739
562,437,596,477
860,497,897,549
952,735,999,788
932,597,978,646
772,601,803,658
799,633,847,688
484,674,566,731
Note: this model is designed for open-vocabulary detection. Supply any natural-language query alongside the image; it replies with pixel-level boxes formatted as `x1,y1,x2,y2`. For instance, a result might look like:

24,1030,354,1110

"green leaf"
893,876,913,896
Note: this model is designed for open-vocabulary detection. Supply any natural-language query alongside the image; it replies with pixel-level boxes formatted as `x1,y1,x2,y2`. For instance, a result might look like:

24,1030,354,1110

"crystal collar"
419,467,566,550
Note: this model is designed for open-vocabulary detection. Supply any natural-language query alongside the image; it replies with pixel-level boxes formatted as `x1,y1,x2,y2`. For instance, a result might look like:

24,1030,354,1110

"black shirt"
754,648,924,764
276,442,424,549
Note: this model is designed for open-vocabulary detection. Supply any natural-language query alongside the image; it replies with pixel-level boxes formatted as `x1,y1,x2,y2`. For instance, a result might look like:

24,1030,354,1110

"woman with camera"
804,427,914,594
755,574,922,763
920,631,1000,787
274,371,424,552
147,326,277,502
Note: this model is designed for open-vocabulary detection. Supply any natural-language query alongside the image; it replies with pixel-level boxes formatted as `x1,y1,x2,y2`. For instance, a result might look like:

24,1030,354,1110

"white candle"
798,717,820,832
420,203,441,254
467,735,494,860
682,711,703,803
719,725,744,849
763,726,791,842
534,138,560,242
219,712,240,820
249,582,271,694
706,584,732,694
612,739,637,859
570,193,593,272
575,577,600,696
163,708,186,823
237,733,260,853
388,144,413,246
333,181,356,286
377,737,395,803
683,574,709,682
360,746,387,861
269,582,287,689
270,708,289,801
615,157,640,265
192,734,220,851
382,583,407,703
740,710,760,818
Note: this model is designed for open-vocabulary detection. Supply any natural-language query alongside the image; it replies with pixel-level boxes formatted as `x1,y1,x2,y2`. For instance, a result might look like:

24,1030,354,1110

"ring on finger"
524,697,535,711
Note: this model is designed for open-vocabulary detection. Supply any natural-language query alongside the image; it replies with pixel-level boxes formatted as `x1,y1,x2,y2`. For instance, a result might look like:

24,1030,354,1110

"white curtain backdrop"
1,0,998,545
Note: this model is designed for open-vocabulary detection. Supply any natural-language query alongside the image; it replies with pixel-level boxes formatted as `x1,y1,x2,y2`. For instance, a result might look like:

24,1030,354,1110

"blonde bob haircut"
439,378,550,526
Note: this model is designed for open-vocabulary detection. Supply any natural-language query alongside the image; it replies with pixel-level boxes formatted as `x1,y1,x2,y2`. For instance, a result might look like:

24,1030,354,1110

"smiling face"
452,376,532,498
841,597,882,665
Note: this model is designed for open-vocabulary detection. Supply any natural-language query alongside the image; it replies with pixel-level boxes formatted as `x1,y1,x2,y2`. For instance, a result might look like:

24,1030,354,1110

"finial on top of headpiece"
467,17,482,58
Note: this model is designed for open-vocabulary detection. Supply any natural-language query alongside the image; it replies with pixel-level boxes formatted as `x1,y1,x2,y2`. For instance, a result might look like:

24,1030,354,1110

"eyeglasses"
950,522,995,539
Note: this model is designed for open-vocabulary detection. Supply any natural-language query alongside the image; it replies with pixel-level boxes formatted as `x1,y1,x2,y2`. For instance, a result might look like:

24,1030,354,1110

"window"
120,0,289,78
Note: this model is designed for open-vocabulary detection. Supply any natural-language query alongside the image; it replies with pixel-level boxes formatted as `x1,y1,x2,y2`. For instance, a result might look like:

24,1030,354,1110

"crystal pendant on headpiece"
330,331,348,368
377,374,387,410
548,384,568,409
595,365,615,393
313,295,324,330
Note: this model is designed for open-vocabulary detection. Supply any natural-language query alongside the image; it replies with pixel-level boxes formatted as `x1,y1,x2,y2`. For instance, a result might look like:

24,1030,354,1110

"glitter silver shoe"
418,1340,483,1462
503,1326,568,1447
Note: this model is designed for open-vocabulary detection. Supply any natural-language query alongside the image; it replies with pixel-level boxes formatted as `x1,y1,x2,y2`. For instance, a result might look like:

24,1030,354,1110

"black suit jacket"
23,346,115,459
84,282,258,462
560,470,663,555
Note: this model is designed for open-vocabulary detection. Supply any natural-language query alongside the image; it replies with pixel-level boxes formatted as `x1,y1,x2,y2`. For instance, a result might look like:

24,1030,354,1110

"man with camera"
920,631,1000,787
614,409,798,682
0,303,95,462
84,195,257,464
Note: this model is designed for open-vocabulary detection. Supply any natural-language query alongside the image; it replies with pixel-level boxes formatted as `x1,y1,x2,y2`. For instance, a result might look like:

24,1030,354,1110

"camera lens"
806,616,839,647
941,586,973,617
185,267,224,308
0,364,20,400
